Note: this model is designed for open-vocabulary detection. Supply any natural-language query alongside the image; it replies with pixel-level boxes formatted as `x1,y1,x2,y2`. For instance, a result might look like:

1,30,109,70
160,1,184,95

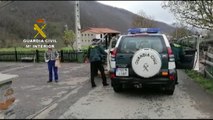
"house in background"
81,27,120,48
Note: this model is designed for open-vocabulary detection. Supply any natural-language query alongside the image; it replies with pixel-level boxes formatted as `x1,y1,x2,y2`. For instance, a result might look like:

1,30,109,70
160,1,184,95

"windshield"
118,35,166,53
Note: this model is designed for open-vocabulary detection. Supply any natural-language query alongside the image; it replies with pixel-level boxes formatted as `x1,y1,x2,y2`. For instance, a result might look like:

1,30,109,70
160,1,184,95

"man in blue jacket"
87,39,109,87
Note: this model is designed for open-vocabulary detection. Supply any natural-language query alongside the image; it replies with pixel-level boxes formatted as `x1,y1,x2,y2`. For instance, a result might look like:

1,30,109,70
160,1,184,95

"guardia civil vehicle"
109,28,196,95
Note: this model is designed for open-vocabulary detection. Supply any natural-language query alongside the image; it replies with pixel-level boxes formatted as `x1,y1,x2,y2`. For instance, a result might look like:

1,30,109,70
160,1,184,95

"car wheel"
175,70,178,84
113,84,123,93
165,84,175,95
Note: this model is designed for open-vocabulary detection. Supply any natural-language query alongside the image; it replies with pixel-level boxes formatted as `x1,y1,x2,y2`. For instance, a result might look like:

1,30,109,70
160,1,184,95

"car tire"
113,84,123,93
175,70,178,84
165,84,175,95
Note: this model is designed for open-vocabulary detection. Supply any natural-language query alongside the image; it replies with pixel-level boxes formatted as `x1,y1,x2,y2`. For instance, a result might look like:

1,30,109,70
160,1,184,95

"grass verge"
185,70,213,94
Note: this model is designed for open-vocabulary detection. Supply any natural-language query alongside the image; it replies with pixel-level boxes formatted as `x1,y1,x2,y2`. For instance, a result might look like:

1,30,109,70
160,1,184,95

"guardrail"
203,46,213,79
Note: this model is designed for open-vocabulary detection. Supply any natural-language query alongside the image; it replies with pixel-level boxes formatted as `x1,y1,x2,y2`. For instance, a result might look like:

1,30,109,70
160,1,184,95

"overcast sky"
98,1,176,25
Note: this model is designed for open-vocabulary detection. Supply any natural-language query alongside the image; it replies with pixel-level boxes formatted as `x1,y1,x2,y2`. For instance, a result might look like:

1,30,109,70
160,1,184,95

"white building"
81,27,120,47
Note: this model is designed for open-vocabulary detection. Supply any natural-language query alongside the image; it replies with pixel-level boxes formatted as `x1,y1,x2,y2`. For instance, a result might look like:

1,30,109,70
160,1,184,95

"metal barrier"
0,50,88,63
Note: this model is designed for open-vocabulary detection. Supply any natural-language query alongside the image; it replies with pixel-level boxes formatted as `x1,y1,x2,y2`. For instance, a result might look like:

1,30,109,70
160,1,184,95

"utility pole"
75,1,82,51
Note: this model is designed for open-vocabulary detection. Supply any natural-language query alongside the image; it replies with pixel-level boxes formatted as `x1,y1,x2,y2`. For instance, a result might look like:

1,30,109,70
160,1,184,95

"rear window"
118,35,166,53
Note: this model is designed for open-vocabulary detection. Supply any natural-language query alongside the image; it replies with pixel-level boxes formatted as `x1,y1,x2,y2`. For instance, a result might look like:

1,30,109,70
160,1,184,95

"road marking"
58,86,82,102
26,85,84,119
34,103,57,119
0,65,33,73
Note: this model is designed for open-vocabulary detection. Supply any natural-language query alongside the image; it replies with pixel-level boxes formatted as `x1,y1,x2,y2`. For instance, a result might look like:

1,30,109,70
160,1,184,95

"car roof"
127,33,164,36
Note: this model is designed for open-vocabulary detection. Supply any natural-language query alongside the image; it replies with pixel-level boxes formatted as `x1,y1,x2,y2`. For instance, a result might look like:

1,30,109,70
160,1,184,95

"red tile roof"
81,27,120,34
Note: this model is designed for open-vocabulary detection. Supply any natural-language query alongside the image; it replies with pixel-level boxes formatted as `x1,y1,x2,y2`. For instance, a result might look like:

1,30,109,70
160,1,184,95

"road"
0,62,213,119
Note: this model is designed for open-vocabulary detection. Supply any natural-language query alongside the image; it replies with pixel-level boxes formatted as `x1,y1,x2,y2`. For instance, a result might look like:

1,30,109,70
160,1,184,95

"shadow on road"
116,87,169,97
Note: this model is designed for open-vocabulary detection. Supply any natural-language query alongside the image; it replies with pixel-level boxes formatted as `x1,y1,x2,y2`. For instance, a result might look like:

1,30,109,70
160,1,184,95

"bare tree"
170,22,194,40
162,1,213,30
131,10,156,28
171,27,193,40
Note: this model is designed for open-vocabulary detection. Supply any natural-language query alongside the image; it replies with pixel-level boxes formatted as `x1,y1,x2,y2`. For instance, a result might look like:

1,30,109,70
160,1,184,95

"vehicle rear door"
116,35,168,77
173,42,197,69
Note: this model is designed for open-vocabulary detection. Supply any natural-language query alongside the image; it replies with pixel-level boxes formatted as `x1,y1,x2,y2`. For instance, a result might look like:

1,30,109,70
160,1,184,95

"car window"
118,36,166,53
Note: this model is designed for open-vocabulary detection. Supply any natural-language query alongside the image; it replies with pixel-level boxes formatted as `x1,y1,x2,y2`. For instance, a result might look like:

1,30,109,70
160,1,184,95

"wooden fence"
204,46,213,79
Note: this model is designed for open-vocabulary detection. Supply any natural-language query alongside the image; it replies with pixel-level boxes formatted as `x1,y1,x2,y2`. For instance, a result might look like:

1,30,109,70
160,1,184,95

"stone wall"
0,73,18,119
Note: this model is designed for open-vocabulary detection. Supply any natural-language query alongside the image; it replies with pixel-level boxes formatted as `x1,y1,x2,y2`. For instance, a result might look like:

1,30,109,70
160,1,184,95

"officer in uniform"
87,39,109,87
170,43,184,63
170,42,184,84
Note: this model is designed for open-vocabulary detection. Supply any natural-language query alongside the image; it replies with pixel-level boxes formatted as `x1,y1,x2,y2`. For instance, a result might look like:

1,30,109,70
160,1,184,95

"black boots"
92,84,97,88
91,83,109,87
103,83,109,86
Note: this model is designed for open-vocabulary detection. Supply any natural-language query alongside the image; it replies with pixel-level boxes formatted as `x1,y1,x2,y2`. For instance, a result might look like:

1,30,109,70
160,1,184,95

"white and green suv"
109,28,196,95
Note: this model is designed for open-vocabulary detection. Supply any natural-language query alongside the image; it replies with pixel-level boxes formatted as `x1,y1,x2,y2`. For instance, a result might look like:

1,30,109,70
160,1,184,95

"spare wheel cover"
131,48,162,78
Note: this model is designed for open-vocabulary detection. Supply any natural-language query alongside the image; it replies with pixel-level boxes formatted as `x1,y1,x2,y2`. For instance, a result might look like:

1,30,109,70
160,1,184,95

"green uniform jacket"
170,43,184,62
87,45,107,62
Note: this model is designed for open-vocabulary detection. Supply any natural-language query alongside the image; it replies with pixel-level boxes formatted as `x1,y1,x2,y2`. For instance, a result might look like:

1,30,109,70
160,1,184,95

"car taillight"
168,47,176,78
167,47,172,55
110,68,116,79
111,48,117,58
167,47,175,62
110,73,116,79
169,75,175,80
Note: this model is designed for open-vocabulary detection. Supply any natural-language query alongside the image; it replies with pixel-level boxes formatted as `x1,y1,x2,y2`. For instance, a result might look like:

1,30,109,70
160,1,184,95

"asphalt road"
0,62,213,119
59,70,213,119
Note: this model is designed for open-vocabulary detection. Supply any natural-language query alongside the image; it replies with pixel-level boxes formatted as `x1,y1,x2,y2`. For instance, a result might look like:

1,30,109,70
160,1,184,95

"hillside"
0,1,175,47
